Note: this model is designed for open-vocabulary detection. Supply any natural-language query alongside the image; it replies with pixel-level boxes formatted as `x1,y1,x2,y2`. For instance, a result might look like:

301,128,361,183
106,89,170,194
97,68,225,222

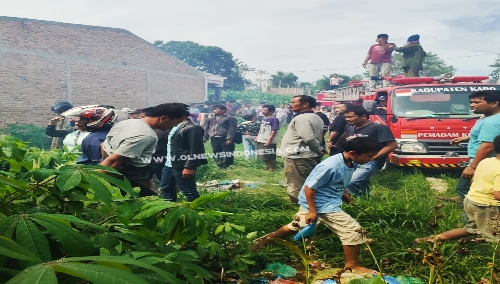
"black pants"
119,164,157,197
210,137,235,169
147,163,164,181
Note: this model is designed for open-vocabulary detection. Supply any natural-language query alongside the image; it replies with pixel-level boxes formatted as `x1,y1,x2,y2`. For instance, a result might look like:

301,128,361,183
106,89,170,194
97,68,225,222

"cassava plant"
0,135,255,283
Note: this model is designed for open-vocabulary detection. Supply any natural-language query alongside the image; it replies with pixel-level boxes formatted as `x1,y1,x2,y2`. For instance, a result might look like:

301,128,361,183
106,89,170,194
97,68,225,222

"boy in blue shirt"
254,136,381,274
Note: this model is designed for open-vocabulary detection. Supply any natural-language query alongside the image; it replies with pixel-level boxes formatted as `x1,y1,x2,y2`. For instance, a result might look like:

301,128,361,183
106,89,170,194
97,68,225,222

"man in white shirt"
330,74,343,90
100,103,189,196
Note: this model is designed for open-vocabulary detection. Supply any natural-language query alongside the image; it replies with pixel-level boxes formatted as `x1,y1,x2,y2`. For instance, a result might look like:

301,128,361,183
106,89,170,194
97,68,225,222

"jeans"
210,137,235,168
346,160,380,197
160,166,200,202
242,135,257,160
456,176,472,205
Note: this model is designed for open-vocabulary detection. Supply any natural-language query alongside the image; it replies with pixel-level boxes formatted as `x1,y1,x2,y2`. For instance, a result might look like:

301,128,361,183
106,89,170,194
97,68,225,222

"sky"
1,0,500,83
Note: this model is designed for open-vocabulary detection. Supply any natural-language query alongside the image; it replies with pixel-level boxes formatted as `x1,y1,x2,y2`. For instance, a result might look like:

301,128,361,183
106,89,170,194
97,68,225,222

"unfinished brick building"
0,16,208,127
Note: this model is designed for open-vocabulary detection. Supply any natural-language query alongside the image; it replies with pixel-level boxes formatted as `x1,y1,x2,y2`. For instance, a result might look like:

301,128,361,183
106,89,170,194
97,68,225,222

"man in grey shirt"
101,103,189,196
279,95,326,204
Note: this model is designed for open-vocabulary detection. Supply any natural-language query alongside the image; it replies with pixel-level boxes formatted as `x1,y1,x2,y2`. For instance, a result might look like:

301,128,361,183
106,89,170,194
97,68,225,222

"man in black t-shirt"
326,103,352,156
337,106,397,197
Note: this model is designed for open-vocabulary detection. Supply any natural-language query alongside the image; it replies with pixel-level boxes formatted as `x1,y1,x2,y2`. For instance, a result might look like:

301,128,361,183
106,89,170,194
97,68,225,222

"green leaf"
93,234,120,249
0,215,19,238
15,216,51,266
229,223,245,232
0,267,19,275
162,207,183,234
33,214,104,231
53,262,150,284
95,261,132,272
5,264,57,284
142,216,157,230
6,158,21,172
271,239,312,264
19,169,58,184
81,172,112,204
0,235,40,261
200,209,234,217
62,188,91,201
133,202,178,220
0,174,33,191
66,201,84,215
80,164,122,175
116,200,143,224
56,256,181,283
190,191,230,209
30,216,95,256
84,169,136,197
246,231,258,239
348,277,386,284
56,167,82,192
215,225,224,235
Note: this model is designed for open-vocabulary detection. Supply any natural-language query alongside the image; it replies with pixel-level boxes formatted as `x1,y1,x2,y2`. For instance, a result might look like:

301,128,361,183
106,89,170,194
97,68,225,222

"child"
417,134,500,243
254,136,381,274
255,104,280,171
237,114,260,160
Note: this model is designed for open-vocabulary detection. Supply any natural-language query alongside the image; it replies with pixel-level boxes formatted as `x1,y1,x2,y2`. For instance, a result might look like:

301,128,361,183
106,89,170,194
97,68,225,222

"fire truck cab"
334,75,499,169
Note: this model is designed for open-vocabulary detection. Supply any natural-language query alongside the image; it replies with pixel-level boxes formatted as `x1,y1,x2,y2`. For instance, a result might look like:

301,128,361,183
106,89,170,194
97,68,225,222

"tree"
363,52,456,77
489,55,500,83
270,71,299,87
154,40,245,90
313,74,364,91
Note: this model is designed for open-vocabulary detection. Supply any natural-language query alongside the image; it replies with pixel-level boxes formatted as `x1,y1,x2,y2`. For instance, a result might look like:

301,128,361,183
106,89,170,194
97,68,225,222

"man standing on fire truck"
362,34,394,91
389,34,427,77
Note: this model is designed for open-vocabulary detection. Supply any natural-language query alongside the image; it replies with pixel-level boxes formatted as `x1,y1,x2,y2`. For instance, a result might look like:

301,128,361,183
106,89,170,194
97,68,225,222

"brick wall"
0,16,206,128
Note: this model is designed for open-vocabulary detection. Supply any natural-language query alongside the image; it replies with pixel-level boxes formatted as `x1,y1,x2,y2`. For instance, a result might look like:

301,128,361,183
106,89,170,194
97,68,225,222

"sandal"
435,196,460,203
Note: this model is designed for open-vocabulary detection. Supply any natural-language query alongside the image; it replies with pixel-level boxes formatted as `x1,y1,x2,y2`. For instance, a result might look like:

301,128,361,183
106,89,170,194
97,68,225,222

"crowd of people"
44,88,500,275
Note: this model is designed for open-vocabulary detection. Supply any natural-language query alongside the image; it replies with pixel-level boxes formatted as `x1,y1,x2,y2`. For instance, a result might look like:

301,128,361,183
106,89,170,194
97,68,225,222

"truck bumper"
389,154,469,168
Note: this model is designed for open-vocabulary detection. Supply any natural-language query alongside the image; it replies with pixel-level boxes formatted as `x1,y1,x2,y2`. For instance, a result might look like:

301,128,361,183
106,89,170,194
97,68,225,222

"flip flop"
435,196,460,203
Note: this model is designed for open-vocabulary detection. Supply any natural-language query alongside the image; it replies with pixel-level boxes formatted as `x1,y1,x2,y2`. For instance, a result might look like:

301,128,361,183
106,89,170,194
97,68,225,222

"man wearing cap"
362,34,394,91
389,35,427,77
376,96,388,123
377,96,387,110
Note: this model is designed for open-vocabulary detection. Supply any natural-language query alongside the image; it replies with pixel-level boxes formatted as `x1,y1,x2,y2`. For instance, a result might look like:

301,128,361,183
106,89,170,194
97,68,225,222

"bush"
1,123,52,149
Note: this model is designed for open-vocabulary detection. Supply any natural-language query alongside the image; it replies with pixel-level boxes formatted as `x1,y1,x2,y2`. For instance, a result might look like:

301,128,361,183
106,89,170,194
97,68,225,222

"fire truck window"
391,91,476,118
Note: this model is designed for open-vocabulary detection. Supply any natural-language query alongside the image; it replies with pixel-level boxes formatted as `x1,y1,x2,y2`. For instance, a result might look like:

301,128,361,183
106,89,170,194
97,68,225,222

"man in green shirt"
390,34,427,77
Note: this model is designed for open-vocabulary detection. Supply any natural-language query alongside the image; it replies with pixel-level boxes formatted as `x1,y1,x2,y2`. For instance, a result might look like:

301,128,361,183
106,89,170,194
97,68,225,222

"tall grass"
191,130,495,283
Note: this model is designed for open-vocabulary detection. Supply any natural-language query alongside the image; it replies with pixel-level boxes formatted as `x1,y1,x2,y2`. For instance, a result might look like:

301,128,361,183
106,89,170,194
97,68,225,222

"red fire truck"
331,75,499,169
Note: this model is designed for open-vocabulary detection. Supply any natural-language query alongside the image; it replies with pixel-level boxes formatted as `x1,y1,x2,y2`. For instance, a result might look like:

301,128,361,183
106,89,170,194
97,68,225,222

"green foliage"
314,74,365,91
271,71,299,87
216,90,296,106
489,54,500,83
0,135,255,283
154,40,245,90
0,124,51,150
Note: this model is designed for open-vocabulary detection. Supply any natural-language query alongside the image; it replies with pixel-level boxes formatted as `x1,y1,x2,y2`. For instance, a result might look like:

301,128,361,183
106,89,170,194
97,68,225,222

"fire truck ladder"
334,85,366,101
